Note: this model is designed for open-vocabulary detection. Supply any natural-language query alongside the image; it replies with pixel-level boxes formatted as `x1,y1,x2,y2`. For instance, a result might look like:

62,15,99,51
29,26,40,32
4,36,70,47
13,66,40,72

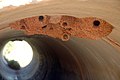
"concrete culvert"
0,0,120,80
0,34,120,80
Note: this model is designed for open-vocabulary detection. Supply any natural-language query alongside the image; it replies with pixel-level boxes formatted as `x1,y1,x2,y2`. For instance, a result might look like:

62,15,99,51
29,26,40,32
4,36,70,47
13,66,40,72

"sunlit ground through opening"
0,0,43,9
2,40,33,70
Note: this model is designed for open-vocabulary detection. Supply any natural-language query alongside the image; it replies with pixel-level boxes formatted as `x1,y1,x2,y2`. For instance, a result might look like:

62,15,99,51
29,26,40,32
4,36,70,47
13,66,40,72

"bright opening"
2,40,33,70
0,0,43,9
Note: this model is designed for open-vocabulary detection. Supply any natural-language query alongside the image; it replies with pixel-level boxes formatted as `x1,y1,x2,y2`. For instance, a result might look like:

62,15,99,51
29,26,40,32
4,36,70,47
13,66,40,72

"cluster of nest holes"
38,16,71,41
20,15,101,41
19,16,101,42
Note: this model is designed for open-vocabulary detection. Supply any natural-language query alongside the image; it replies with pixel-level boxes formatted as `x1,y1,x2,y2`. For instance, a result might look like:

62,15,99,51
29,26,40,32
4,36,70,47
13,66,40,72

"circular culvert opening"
2,40,33,70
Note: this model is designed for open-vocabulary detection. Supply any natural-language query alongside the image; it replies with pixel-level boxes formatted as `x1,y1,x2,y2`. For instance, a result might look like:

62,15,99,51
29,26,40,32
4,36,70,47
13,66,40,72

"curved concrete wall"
0,0,120,80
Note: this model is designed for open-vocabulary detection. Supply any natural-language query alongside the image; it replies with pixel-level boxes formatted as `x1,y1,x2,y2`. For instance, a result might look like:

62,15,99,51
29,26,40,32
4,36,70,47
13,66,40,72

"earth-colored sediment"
9,15,113,41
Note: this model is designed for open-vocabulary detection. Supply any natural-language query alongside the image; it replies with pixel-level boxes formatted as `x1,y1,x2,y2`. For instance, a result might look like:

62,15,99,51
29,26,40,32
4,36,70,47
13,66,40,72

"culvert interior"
0,34,120,80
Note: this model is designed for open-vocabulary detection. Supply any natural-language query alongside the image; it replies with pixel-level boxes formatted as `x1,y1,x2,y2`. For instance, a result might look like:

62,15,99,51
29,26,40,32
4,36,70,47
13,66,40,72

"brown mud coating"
9,15,113,41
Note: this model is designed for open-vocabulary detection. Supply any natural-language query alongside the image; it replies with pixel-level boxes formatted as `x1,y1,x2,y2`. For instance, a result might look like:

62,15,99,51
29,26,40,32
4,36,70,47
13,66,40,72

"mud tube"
0,33,120,80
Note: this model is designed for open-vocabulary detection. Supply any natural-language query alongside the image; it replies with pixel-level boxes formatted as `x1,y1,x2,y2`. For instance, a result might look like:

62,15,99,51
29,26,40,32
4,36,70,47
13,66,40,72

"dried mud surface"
9,15,113,41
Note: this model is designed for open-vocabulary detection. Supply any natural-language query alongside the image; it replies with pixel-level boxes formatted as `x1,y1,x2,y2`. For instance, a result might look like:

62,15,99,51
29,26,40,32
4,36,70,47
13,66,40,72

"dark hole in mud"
42,25,47,29
62,34,69,41
66,28,72,31
62,22,68,26
21,26,25,29
39,16,44,21
93,20,100,26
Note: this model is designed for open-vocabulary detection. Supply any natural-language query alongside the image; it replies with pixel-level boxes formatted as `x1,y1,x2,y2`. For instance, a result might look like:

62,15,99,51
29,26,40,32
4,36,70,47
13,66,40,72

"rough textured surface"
9,15,113,41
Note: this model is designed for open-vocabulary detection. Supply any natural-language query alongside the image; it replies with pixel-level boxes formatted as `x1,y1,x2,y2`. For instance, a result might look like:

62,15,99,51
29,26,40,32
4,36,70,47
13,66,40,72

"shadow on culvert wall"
0,35,120,80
